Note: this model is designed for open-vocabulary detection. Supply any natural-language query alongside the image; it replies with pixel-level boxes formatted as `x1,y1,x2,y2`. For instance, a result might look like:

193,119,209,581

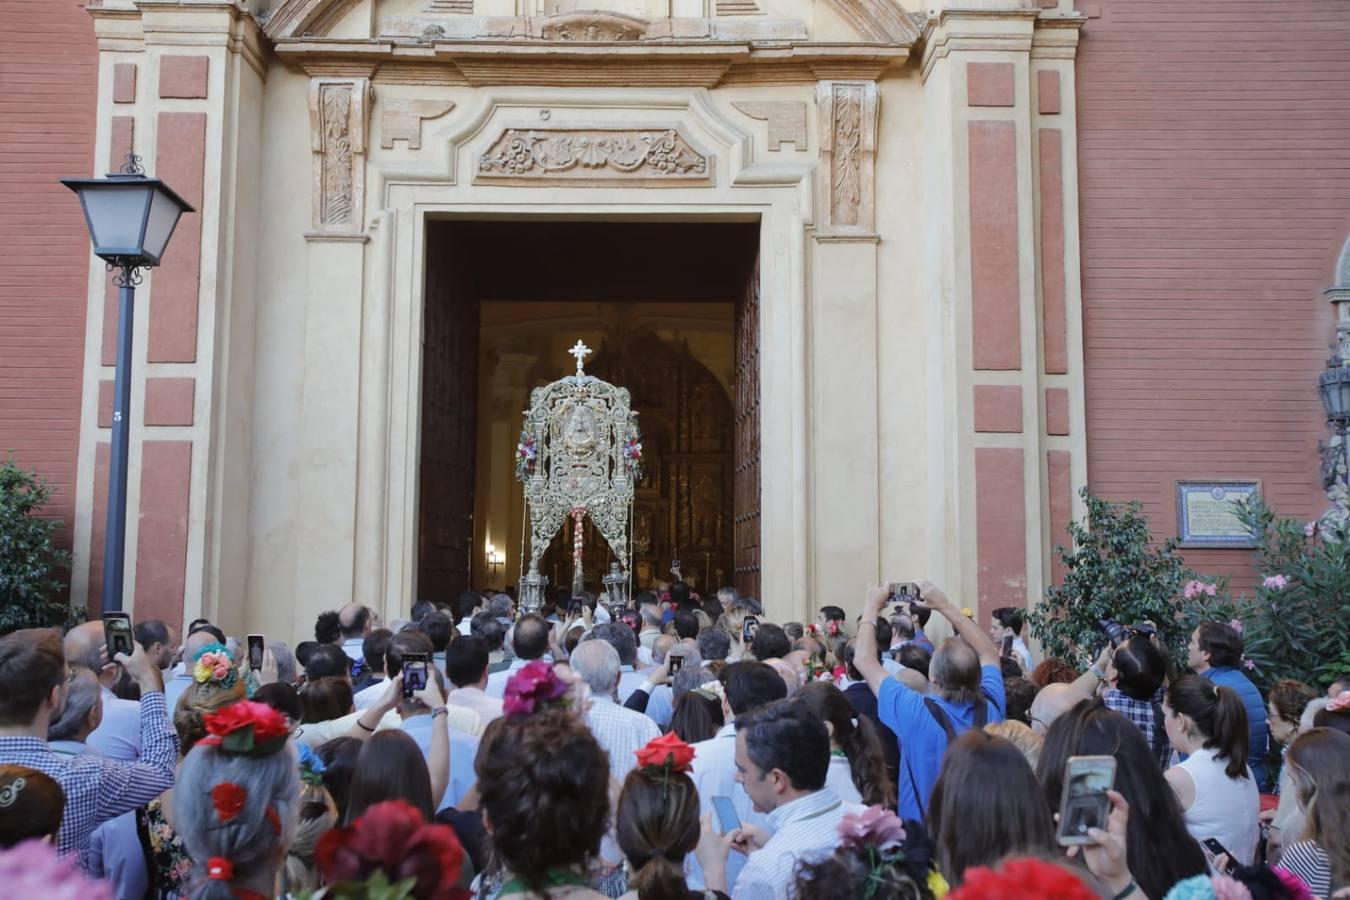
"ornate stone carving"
307,74,372,233
540,12,646,41
476,127,712,185
379,98,456,149
732,101,807,151
817,80,879,235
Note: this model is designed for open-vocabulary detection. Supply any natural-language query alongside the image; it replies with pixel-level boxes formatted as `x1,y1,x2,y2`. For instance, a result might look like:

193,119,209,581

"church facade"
2,0,1346,638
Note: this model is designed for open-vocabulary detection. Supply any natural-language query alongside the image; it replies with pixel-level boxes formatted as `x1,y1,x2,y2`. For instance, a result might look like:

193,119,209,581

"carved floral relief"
306,74,372,234
817,80,879,235
476,127,712,185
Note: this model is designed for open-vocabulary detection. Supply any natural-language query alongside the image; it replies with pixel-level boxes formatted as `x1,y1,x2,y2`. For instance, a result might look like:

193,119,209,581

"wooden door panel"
734,253,762,600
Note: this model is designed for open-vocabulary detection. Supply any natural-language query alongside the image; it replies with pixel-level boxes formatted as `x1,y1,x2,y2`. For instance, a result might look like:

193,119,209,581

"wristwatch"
431,706,449,720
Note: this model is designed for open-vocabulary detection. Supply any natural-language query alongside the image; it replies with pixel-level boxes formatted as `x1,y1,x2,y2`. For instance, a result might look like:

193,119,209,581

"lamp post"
1317,356,1350,492
63,155,194,613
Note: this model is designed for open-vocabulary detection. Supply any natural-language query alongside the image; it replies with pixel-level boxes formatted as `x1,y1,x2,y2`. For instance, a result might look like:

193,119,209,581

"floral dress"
136,797,194,899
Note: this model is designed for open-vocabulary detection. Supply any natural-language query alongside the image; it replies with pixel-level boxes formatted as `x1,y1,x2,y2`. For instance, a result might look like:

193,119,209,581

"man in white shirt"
338,603,374,662
444,636,504,725
351,629,395,710
636,594,664,655
485,614,552,699
991,606,1034,673
63,622,144,761
570,639,659,781
687,661,788,891
698,699,862,900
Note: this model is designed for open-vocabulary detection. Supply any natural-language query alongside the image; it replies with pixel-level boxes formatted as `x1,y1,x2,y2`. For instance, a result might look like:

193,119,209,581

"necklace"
498,868,588,897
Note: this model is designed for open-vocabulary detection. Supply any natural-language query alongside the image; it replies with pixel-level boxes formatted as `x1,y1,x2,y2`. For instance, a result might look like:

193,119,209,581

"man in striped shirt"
0,628,176,867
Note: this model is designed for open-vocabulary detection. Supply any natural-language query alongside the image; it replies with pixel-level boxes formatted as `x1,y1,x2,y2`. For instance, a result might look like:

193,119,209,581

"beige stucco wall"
72,0,1087,639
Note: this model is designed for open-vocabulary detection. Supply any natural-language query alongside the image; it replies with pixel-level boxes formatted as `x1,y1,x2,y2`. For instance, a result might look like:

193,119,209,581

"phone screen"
103,613,134,659
1202,839,1236,874
1056,755,1116,846
1002,635,1014,657
247,634,265,670
402,653,429,700
711,795,741,834
668,654,684,675
741,615,758,644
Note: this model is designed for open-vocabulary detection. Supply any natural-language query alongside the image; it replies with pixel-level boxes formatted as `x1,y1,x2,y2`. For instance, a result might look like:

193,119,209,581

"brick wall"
1077,0,1350,588
0,0,96,546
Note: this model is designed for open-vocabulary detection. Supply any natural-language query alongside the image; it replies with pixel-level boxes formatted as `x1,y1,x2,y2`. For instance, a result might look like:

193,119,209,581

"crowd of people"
1,579,1348,900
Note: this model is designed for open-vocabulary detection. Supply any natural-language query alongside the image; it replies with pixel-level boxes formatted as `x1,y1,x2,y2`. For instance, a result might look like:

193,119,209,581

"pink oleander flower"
1183,580,1218,600
1210,874,1254,900
1262,574,1288,591
1243,658,1257,671
1270,866,1316,900
1228,619,1244,635
503,660,570,718
1304,521,1318,538
838,805,906,851
0,840,113,900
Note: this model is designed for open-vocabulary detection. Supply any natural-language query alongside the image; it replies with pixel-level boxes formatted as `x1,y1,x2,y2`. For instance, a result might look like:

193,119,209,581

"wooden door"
417,224,479,604
734,253,762,600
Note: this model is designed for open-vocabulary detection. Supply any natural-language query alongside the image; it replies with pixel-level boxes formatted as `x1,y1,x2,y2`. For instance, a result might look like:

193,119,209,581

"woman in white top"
1162,674,1260,866
796,681,896,808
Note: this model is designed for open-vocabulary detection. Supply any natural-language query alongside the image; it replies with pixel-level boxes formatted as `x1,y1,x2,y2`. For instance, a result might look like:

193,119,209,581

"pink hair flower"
1227,619,1244,635
1328,690,1350,713
1242,658,1257,671
838,805,906,851
1262,574,1288,591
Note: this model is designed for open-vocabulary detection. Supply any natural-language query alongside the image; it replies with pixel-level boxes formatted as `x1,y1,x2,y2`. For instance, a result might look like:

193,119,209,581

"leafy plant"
1029,487,1192,668
1180,498,1350,691
0,457,81,634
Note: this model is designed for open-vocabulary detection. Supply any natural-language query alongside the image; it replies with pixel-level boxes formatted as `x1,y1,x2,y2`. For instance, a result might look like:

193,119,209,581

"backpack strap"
973,698,988,729
923,697,959,742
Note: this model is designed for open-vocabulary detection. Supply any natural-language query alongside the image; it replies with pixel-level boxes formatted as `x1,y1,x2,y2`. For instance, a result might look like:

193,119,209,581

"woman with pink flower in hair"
793,806,944,900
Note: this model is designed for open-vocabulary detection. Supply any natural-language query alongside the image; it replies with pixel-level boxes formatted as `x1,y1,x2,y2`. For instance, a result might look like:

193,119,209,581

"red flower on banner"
316,800,470,900
634,732,696,773
210,782,247,823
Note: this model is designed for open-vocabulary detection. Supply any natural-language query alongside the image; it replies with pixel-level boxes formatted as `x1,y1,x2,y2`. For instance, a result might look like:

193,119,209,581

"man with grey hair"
64,621,144,761
48,669,104,757
716,586,739,615
570,639,659,780
488,593,514,629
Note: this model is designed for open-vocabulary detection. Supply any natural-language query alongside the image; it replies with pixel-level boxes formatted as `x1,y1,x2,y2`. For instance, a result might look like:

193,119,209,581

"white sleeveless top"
827,754,863,804
1176,746,1260,865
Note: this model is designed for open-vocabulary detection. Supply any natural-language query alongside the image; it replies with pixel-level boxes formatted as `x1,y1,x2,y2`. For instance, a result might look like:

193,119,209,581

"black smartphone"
103,612,134,659
247,634,265,670
1002,635,1014,657
668,653,684,675
671,559,681,574
741,615,758,643
402,652,429,700
1056,755,1117,846
888,582,921,602
567,599,583,618
711,795,741,834
1202,839,1237,874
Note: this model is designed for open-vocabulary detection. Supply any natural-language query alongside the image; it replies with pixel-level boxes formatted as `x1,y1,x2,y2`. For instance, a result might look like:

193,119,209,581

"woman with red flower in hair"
171,700,300,899
316,798,472,899
616,733,729,900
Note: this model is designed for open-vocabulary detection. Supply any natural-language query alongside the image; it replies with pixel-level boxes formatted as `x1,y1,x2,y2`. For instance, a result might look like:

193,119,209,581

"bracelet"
1090,665,1106,681
431,706,449,720
858,620,877,628
1111,879,1137,900
356,718,376,733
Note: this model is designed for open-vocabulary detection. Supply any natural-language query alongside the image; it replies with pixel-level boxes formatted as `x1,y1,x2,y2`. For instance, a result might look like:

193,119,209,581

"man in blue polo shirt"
1188,620,1269,789
853,581,1005,821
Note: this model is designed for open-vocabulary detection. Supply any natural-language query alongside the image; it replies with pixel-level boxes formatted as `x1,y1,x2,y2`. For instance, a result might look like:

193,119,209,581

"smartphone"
1202,839,1237,874
568,599,584,618
103,612,134,659
741,615,758,643
402,652,429,700
711,795,741,835
1002,635,1014,657
247,634,265,671
671,559,682,573
888,582,921,602
1056,755,1117,846
668,653,684,675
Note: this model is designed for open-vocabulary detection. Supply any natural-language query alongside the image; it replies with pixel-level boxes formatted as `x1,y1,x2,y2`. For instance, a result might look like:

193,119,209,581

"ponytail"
842,716,897,808
628,853,691,900
1166,675,1250,779
1211,686,1250,779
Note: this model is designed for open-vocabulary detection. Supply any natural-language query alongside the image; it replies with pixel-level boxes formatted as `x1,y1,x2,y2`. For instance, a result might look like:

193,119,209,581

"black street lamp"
1317,356,1350,491
63,155,194,613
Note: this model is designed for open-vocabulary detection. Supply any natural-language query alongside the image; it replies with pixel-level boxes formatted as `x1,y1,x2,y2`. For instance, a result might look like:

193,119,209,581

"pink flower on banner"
503,661,570,718
838,805,907,851
1262,574,1288,591
1228,619,1244,635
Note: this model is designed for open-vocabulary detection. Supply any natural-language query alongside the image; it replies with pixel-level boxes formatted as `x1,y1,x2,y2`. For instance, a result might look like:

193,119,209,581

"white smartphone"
1056,755,1117,846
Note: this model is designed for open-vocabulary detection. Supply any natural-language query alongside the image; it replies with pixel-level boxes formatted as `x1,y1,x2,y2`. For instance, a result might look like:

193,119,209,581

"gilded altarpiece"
539,331,735,593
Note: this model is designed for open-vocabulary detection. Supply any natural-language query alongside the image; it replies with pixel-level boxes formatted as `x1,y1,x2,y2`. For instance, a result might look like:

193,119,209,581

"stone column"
74,0,266,634
809,80,882,617
917,1,1087,621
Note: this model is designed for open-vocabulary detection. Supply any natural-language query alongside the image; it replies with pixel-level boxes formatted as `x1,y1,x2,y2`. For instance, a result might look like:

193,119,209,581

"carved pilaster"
307,71,374,235
816,80,879,236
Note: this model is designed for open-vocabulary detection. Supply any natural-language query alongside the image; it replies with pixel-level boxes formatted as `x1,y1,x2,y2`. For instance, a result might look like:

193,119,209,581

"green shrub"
0,457,81,634
1029,487,1192,668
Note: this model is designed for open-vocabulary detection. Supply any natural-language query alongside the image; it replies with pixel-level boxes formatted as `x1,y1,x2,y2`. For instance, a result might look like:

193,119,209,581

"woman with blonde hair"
984,719,1043,769
282,743,339,893
1279,728,1350,898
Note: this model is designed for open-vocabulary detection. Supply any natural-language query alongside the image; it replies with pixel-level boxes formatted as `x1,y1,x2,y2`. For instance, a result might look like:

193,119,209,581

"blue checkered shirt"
0,691,177,864
1103,686,1171,768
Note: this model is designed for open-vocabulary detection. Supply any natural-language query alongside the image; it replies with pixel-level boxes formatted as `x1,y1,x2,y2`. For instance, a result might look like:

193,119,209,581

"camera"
1098,618,1157,649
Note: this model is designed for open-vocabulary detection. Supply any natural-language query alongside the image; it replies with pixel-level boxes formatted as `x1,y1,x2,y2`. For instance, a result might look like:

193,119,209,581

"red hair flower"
503,661,570,718
199,700,290,757
316,799,470,900
947,858,1098,900
210,782,247,823
827,620,841,637
206,857,235,881
634,732,695,774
